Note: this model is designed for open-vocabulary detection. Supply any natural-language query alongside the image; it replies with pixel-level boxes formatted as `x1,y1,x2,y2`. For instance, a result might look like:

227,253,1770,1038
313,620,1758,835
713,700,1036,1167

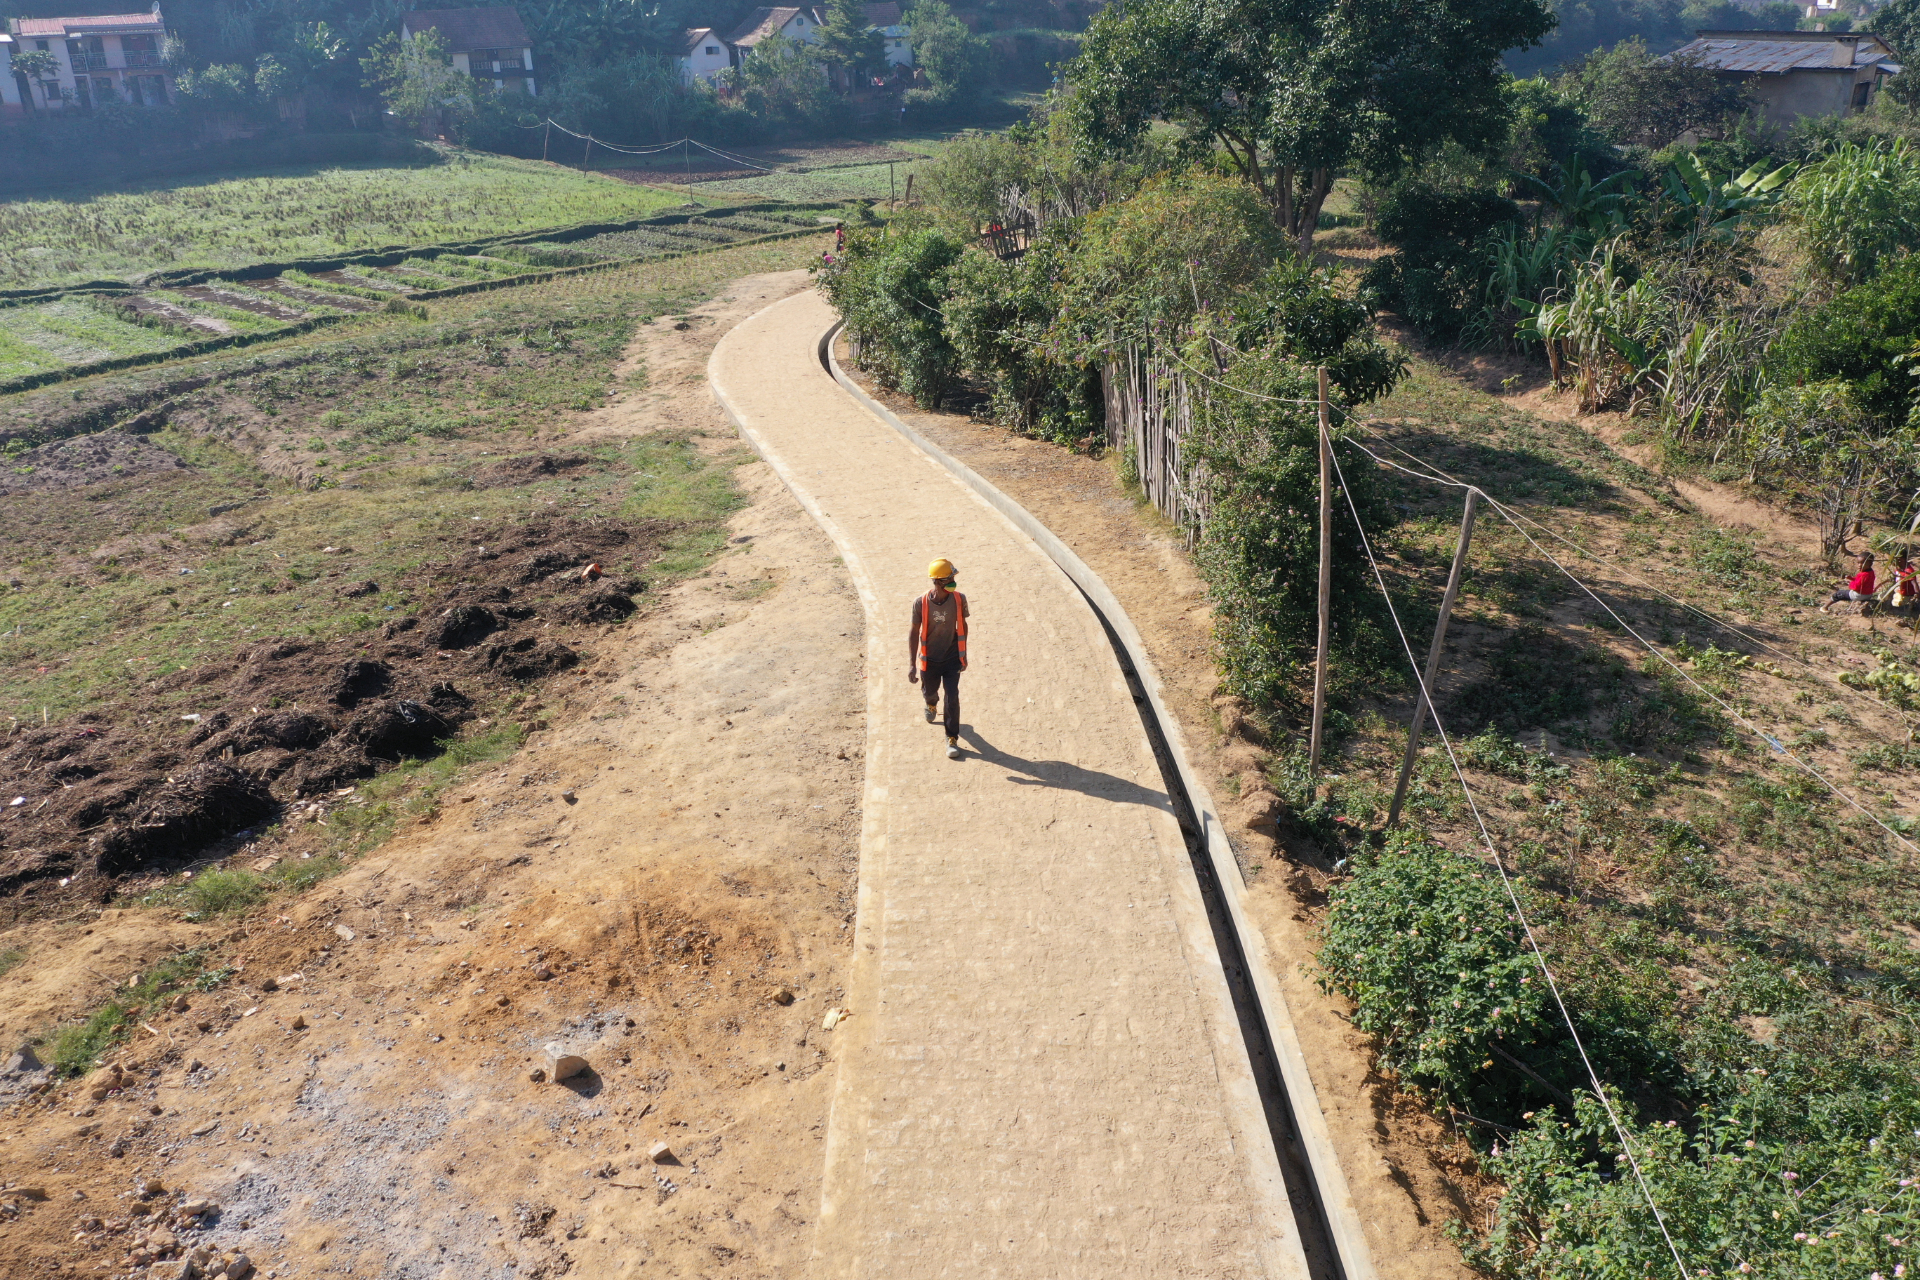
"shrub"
1187,348,1395,710
182,868,266,919
944,230,1102,443
1766,254,1920,431
1361,181,1522,340
817,220,967,407
1316,832,1556,1117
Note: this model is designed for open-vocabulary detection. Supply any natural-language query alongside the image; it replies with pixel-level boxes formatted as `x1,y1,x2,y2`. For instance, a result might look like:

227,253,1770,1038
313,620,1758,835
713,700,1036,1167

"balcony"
74,53,111,71
123,51,164,68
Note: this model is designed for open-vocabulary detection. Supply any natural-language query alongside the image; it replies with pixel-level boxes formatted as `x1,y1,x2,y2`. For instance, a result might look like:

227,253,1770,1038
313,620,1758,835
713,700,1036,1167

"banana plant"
1657,153,1796,247
1515,164,1640,243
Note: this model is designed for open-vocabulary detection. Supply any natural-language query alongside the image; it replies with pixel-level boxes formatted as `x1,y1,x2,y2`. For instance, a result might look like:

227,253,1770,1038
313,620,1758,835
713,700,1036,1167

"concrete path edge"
820,324,1381,1280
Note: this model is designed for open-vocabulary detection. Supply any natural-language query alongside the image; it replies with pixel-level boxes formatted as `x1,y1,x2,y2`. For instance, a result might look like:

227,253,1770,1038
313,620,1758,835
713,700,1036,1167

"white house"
864,2,913,67
677,26,729,82
722,4,911,69
724,6,821,64
400,7,535,96
4,9,173,113
1,33,22,118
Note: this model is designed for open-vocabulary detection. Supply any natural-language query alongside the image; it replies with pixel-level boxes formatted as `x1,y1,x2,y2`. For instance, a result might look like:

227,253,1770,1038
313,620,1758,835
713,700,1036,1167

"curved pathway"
710,291,1311,1279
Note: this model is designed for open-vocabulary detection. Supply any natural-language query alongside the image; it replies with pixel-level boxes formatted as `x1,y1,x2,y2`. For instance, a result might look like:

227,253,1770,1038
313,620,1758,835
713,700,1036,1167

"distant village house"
712,4,914,75
1,7,173,117
400,7,536,96
1668,30,1901,129
677,27,730,83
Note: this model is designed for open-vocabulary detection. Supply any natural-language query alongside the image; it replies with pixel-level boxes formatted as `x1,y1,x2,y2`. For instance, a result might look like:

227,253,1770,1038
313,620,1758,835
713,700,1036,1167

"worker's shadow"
957,728,1172,811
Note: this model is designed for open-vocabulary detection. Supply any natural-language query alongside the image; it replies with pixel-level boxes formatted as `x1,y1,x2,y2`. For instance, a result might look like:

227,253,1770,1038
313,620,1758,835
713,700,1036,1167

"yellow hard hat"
927,558,956,580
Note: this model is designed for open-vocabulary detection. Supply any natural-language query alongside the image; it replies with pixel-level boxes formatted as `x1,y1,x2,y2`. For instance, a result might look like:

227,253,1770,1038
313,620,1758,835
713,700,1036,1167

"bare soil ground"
836,346,1485,1280
0,271,872,1280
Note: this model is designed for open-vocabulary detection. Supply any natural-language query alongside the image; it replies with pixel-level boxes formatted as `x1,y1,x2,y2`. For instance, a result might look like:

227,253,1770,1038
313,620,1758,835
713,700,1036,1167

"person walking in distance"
908,558,969,760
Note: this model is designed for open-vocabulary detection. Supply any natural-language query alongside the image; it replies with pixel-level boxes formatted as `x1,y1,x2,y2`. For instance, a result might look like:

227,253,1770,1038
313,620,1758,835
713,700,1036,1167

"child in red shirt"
1822,550,1876,612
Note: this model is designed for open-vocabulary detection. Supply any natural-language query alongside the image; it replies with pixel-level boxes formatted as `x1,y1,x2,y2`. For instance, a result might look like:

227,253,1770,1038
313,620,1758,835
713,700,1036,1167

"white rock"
543,1043,587,1082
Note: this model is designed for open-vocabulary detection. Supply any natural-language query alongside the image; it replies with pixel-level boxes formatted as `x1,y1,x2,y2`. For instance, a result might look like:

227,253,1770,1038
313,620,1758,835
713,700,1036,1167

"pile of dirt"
0,513,666,904
0,430,192,496
468,452,593,489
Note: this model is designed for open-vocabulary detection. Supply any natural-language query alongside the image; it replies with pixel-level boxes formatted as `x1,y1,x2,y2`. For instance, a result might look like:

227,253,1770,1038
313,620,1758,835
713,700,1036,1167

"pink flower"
1794,1234,1807,1242
1783,1171,1799,1181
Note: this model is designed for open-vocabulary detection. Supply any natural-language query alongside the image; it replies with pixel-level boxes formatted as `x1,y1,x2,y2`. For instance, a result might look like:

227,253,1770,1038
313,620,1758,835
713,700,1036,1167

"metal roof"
1669,31,1900,74
15,12,165,38
400,7,530,52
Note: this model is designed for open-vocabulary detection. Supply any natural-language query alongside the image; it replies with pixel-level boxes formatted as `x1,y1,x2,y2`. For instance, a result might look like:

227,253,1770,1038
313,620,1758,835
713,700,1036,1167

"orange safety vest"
918,590,967,672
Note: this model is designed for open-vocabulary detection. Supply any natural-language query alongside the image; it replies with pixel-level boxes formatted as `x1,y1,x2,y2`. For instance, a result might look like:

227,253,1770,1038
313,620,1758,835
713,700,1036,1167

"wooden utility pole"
582,134,593,168
889,160,896,205
1309,366,1332,778
1388,488,1480,827
542,119,551,162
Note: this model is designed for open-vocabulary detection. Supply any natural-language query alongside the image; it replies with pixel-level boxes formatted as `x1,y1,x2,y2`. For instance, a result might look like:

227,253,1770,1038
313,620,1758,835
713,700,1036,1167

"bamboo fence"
1101,343,1213,548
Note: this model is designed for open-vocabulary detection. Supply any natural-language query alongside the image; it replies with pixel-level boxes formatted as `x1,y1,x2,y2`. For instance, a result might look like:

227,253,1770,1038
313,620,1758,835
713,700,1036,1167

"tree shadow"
956,727,1173,812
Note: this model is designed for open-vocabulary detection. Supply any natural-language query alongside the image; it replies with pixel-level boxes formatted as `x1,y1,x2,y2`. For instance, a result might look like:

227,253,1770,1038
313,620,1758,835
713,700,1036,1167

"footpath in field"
710,292,1310,1279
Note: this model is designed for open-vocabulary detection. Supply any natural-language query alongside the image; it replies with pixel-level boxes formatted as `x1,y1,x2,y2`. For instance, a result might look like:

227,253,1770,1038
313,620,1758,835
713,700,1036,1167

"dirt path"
0,271,874,1280
711,293,1313,1280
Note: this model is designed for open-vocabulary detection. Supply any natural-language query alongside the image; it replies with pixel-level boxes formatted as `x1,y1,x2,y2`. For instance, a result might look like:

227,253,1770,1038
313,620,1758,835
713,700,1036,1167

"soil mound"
0,431,191,496
469,453,593,489
0,514,665,905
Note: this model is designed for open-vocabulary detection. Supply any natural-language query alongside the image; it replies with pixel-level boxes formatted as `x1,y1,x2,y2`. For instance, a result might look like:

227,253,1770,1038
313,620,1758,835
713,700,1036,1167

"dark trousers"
922,655,961,737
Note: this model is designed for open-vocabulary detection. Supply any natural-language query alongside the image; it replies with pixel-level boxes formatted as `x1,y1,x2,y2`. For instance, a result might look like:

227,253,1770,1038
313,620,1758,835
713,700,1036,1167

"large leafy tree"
1558,38,1751,148
816,0,886,86
1063,0,1556,253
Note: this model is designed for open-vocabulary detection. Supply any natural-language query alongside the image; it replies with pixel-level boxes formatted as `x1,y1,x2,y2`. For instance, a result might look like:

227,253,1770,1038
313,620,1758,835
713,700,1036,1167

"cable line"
1325,445,1695,1280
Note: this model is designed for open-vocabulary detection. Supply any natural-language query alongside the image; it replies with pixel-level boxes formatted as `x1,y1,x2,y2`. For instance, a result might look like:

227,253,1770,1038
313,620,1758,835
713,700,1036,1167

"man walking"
908,558,969,760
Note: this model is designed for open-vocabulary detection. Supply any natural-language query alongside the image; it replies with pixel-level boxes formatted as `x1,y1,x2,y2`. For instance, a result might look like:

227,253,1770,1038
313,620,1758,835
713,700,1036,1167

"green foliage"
818,0,888,79
1504,77,1621,182
1053,171,1287,351
1362,180,1522,340
1188,350,1396,709
1316,833,1556,1114
9,48,58,81
361,30,478,133
905,0,990,113
47,948,230,1077
1227,258,1409,404
735,34,837,130
1063,0,1553,250
1559,38,1753,149
819,219,968,407
1466,1082,1920,1279
1766,255,1920,429
1784,139,1920,286
944,231,1102,443
921,109,1181,234
181,868,268,919
1741,379,1908,562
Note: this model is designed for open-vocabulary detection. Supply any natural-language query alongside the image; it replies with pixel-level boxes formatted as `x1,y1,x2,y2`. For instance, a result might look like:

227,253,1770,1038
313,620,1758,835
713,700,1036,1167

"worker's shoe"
924,703,938,724
946,737,962,760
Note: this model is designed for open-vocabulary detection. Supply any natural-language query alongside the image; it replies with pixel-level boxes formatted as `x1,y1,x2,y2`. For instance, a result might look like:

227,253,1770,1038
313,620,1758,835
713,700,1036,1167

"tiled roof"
864,2,902,26
679,25,716,54
1670,31,1899,74
726,6,802,48
15,12,164,37
400,7,530,52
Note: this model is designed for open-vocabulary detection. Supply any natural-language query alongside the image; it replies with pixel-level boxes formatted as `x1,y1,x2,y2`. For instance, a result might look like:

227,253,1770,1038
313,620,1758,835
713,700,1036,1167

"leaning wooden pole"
1388,488,1480,827
1309,367,1332,778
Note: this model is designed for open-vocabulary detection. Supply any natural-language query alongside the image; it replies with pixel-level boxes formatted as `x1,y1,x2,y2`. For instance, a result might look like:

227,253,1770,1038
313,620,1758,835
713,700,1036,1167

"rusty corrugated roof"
1669,32,1899,74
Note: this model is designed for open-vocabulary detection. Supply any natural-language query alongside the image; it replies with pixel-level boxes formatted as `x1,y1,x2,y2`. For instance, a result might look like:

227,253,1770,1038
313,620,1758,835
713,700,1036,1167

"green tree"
1559,38,1753,148
1872,0,1920,104
175,62,257,110
906,0,989,110
9,48,59,82
734,32,836,129
361,29,478,134
1063,0,1554,253
816,0,885,87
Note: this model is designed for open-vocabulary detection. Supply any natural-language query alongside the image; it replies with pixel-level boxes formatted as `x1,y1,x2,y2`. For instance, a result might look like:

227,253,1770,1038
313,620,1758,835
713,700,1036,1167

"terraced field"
0,207,848,387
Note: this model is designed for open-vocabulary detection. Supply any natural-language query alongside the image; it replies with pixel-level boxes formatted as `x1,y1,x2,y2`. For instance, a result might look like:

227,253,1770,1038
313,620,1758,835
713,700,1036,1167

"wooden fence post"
1388,488,1480,827
1310,367,1332,778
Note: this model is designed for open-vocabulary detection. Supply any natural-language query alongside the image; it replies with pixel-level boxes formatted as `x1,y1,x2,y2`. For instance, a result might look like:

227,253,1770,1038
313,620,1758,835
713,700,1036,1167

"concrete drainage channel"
820,322,1378,1280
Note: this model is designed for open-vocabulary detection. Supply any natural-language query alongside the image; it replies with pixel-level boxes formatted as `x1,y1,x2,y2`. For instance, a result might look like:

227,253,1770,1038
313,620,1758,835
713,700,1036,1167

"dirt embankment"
0,270,871,1280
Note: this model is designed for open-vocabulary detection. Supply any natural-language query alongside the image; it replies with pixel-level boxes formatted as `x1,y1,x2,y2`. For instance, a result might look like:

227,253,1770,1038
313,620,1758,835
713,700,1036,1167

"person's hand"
907,666,919,684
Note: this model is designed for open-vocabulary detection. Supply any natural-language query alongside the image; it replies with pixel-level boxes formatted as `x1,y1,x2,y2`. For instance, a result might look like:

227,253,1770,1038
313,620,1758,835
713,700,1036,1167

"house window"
706,45,719,54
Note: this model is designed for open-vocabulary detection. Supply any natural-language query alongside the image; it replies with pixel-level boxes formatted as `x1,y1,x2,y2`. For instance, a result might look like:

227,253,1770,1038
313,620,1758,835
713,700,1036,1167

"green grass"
0,947,25,979
325,720,528,855
0,298,190,376
45,947,232,1076
0,146,689,290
